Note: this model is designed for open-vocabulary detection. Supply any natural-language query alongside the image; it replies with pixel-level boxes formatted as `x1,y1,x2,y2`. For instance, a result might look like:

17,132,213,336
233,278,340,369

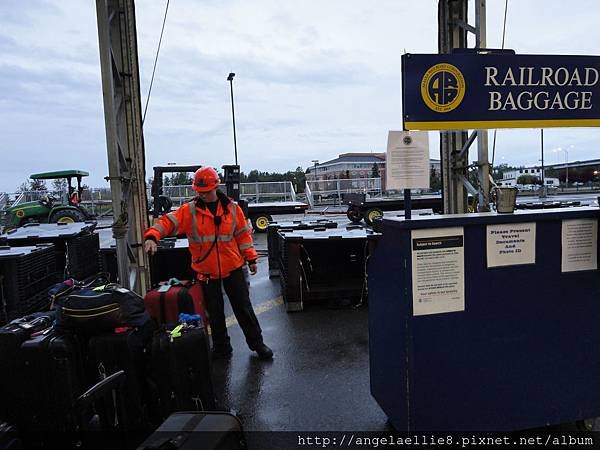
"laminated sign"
411,227,465,316
385,130,430,190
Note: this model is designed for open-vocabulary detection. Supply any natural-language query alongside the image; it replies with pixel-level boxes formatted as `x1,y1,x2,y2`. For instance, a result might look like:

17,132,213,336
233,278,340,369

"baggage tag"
157,284,171,293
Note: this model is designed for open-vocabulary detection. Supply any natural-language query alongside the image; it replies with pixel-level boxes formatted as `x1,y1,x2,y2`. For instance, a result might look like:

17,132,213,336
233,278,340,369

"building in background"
307,153,441,190
307,153,386,181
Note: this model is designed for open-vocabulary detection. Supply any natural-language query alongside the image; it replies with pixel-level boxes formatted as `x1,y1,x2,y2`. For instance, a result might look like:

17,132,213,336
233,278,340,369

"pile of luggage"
0,274,246,450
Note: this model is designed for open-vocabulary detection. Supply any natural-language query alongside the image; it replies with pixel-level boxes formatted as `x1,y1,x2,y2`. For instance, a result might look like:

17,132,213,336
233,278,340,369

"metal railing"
1,181,300,220
306,178,383,206
1,189,113,217
160,181,297,207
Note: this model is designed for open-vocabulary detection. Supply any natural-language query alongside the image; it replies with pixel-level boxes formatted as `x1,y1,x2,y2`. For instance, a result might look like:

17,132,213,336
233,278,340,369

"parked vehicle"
3,170,95,230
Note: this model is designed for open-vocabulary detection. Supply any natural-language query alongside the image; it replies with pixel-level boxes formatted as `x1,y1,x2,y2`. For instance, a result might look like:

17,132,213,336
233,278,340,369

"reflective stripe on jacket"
144,193,257,279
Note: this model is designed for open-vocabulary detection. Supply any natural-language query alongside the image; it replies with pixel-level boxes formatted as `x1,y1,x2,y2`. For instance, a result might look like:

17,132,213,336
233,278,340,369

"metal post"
96,0,150,293
438,0,469,214
565,148,569,187
227,73,238,165
540,129,546,198
475,0,490,211
404,189,412,220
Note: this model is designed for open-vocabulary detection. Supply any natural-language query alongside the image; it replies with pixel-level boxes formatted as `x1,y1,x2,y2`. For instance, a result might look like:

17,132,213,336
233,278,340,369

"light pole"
312,160,319,182
227,72,238,165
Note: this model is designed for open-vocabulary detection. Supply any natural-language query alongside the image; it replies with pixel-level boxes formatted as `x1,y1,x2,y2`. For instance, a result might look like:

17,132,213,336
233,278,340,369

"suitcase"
136,411,246,450
0,310,56,360
11,331,85,431
144,280,207,326
86,320,156,431
0,422,22,450
150,325,216,419
0,311,56,420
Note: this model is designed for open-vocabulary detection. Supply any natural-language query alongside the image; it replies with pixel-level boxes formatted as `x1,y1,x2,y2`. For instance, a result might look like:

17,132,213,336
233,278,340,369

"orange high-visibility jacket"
144,193,257,279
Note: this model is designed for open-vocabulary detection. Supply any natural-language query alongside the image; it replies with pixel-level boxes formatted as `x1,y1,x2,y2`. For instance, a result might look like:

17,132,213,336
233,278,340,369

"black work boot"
212,343,233,360
251,343,273,360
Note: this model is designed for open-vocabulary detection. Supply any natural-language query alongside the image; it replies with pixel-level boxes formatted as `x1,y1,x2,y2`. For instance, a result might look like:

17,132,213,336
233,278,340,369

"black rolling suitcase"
0,311,56,421
13,331,85,431
136,411,246,450
86,320,156,431
151,324,216,418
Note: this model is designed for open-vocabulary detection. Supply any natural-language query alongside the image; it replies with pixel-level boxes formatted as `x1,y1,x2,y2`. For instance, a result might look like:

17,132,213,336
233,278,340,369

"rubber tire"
364,208,383,226
346,206,363,223
252,214,272,233
49,209,85,224
576,418,596,431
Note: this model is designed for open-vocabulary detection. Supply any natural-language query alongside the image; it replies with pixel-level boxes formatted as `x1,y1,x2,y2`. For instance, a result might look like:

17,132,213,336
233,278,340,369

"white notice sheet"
486,223,536,268
385,130,429,190
411,227,465,316
561,219,598,272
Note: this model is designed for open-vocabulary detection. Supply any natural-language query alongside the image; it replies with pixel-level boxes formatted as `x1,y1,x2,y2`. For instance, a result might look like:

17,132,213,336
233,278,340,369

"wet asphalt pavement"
98,211,391,436
96,206,599,443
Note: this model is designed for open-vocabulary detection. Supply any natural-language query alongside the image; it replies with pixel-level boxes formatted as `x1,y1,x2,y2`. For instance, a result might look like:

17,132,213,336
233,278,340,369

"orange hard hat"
192,166,221,192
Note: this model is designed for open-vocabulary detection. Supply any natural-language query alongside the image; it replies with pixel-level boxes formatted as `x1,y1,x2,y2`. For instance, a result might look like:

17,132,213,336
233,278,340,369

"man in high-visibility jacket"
143,166,273,360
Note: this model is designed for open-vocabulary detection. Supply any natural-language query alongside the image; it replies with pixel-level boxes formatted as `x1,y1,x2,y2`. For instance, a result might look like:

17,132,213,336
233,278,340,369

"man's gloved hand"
249,262,258,275
144,239,158,255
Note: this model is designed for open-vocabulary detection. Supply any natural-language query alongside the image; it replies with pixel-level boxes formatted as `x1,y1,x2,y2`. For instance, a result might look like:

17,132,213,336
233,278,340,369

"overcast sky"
1,0,600,191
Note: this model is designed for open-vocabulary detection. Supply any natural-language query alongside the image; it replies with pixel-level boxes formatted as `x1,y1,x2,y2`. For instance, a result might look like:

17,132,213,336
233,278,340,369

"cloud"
1,0,600,193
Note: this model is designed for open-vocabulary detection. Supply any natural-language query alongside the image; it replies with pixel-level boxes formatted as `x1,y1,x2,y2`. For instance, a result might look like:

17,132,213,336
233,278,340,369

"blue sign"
401,52,600,130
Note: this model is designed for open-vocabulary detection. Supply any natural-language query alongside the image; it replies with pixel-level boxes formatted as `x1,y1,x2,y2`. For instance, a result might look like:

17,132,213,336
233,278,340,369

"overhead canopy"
30,170,89,180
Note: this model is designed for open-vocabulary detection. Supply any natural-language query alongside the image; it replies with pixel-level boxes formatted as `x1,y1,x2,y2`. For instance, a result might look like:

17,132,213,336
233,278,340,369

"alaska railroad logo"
420,63,465,113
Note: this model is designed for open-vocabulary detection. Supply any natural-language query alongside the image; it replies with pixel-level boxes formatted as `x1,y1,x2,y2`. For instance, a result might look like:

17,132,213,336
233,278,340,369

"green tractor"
4,170,95,229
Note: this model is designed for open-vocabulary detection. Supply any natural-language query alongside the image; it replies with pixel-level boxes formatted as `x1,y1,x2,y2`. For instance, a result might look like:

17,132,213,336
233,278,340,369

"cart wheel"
364,208,383,226
252,214,272,233
576,418,596,431
346,206,362,223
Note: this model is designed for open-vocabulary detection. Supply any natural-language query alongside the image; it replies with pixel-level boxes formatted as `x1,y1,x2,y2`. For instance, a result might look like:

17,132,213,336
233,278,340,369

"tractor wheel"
364,208,383,226
346,206,362,223
251,214,272,233
49,209,85,224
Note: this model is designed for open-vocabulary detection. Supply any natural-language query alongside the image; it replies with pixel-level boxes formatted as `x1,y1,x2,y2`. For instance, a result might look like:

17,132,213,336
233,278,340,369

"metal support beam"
438,0,490,213
96,0,150,294
475,0,490,211
438,0,469,214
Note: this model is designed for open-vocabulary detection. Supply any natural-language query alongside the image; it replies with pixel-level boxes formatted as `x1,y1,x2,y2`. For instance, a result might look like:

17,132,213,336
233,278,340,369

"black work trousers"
201,266,263,350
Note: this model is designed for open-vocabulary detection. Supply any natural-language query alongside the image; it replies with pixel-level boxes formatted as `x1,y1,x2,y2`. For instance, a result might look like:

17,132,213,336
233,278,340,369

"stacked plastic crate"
1,222,99,281
100,237,194,286
0,244,56,323
277,225,380,311
266,219,338,277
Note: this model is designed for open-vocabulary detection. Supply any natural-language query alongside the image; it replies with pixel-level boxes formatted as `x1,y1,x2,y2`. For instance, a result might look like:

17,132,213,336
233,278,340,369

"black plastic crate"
267,219,338,277
1,222,99,280
100,238,195,286
0,244,56,323
278,226,380,311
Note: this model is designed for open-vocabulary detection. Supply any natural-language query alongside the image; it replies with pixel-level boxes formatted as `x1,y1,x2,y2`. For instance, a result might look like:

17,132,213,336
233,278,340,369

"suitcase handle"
74,370,126,413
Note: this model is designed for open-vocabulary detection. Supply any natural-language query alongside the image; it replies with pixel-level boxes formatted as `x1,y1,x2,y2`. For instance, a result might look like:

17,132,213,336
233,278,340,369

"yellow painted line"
225,296,284,328
405,118,600,130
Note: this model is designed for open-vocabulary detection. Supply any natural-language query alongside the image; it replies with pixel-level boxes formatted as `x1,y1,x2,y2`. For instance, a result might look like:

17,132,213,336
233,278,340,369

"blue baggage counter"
368,207,600,431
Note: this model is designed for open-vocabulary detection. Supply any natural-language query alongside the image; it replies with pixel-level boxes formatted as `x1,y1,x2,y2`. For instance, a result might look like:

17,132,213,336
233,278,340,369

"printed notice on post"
411,227,465,316
561,219,598,272
486,223,536,268
385,130,429,190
